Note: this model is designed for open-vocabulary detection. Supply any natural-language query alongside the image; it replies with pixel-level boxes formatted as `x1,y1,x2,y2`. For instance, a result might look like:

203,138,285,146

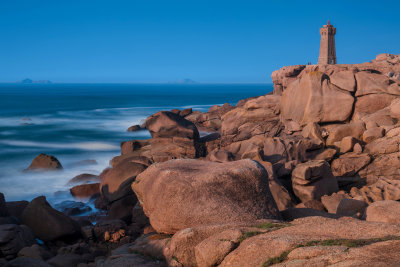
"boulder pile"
3,53,400,266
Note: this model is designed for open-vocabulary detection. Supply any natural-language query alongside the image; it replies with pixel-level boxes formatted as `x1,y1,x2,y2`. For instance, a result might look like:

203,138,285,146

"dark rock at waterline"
94,194,108,211
18,244,53,260
70,183,100,199
127,125,142,132
5,201,29,221
0,192,7,216
108,194,137,223
46,253,87,267
0,224,36,260
26,154,63,171
4,256,52,267
67,173,99,185
21,196,80,242
0,216,19,225
54,201,92,216
91,219,127,242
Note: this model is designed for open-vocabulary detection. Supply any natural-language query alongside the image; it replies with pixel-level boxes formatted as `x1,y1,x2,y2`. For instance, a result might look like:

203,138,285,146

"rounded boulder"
21,196,80,242
132,159,281,234
26,154,63,170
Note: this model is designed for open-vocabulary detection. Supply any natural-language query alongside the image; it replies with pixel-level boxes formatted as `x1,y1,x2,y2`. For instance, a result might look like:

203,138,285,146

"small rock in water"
67,173,99,185
26,153,63,171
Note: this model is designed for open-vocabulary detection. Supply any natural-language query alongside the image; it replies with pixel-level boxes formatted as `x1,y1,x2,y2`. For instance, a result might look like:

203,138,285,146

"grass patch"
300,236,400,248
262,250,291,267
172,256,180,264
261,236,400,266
237,231,262,243
255,222,290,230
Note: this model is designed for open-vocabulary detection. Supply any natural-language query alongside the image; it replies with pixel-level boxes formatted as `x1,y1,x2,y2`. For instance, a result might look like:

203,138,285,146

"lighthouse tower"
318,20,337,65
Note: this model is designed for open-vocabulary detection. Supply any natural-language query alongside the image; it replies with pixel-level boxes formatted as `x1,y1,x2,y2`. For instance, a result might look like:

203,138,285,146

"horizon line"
0,81,273,85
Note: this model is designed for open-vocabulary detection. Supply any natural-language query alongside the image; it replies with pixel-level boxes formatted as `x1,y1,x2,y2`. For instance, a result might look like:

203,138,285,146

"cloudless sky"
0,0,399,83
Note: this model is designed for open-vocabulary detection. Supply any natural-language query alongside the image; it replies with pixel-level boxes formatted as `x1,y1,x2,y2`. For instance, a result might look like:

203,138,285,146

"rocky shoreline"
2,53,400,266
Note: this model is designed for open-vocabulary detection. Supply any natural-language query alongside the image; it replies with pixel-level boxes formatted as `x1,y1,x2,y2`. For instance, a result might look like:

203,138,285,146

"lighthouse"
318,20,337,65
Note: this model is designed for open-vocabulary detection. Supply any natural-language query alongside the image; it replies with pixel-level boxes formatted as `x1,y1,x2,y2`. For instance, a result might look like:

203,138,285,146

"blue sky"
0,0,399,83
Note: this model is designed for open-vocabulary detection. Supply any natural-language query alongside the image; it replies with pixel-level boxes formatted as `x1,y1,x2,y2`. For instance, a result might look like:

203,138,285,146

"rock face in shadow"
21,196,80,242
0,224,35,260
26,154,63,170
292,160,339,202
132,159,281,234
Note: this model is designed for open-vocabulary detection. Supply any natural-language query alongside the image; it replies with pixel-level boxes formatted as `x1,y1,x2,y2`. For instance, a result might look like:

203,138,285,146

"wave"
0,140,119,151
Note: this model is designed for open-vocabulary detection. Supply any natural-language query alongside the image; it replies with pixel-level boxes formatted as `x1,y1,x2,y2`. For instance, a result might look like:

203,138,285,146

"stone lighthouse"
318,20,337,65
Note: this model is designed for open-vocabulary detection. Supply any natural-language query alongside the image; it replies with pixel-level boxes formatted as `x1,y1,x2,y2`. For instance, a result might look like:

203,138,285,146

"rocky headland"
2,53,400,266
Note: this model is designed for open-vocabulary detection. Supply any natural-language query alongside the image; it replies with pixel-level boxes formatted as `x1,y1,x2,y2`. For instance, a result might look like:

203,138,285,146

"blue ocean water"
0,83,272,204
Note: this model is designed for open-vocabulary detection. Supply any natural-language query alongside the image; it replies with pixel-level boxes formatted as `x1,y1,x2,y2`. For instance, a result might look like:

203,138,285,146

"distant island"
168,78,197,84
18,78,52,84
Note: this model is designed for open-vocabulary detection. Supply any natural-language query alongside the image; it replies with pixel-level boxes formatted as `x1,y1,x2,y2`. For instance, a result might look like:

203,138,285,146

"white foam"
0,140,119,151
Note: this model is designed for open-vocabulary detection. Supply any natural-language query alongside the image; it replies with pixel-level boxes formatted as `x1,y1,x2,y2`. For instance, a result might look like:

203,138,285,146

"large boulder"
100,159,147,204
281,71,354,126
0,224,35,260
220,95,282,145
365,200,400,223
26,154,62,170
390,98,400,119
325,121,366,146
292,160,339,202
132,159,281,234
355,71,400,96
329,70,356,92
358,152,400,183
330,153,371,177
145,111,200,140
353,93,396,116
364,135,400,155
5,201,28,220
21,196,80,242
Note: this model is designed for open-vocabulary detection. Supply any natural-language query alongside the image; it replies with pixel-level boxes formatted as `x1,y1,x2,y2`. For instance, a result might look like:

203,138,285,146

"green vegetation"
172,256,180,263
261,236,400,266
262,250,291,267
255,222,290,230
237,231,262,243
300,236,400,248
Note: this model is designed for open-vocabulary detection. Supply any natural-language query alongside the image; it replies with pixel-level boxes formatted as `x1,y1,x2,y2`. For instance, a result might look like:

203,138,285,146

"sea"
0,83,272,207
